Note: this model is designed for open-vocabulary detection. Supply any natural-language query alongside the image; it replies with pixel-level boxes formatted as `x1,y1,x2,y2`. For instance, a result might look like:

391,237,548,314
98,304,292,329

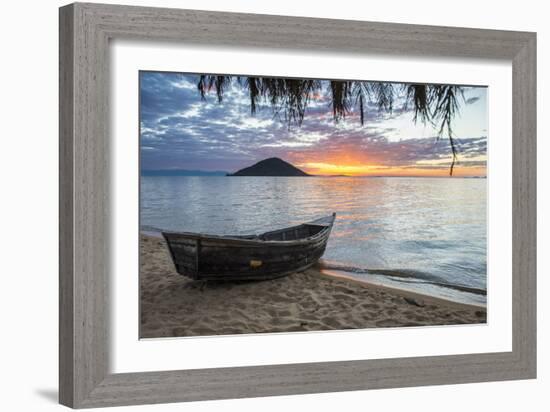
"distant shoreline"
142,157,486,178
141,173,486,179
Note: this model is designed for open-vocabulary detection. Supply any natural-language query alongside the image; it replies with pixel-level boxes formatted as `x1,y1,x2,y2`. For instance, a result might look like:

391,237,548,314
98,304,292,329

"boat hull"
162,214,335,281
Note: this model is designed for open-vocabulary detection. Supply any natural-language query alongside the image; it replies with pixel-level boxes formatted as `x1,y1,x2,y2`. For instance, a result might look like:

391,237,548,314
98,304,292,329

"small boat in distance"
162,213,336,281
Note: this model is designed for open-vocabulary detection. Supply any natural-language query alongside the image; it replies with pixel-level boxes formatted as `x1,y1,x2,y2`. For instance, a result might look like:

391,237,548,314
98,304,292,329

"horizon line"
141,170,486,178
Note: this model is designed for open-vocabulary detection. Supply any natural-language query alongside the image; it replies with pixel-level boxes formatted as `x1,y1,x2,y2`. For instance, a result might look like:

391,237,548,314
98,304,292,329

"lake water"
140,176,487,306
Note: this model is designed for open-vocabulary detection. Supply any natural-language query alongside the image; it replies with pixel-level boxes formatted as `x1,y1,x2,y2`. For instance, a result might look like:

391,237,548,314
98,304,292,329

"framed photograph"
59,2,536,408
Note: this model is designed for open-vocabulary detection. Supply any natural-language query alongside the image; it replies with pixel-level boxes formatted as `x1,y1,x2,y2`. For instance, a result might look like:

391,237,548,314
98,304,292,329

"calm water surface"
141,176,487,306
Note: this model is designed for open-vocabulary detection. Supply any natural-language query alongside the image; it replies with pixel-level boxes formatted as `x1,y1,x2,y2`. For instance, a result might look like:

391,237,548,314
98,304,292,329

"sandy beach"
140,234,486,338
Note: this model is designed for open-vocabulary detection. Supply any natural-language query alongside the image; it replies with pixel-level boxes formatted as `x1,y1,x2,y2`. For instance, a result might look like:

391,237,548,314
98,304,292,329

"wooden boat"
162,213,336,281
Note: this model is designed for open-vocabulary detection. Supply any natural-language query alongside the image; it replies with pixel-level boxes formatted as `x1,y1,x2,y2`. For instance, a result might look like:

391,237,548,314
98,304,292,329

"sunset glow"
296,162,486,177
140,73,487,177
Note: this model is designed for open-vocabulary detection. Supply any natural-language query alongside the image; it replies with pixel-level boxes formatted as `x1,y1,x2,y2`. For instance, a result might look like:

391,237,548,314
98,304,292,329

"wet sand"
140,234,486,338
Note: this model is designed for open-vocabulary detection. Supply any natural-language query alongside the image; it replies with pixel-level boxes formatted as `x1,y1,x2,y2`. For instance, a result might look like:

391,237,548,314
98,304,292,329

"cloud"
140,73,487,174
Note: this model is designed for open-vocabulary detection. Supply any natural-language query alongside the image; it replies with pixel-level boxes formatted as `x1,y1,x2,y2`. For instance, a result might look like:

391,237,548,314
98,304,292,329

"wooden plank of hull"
162,214,335,280
161,236,199,278
198,245,329,280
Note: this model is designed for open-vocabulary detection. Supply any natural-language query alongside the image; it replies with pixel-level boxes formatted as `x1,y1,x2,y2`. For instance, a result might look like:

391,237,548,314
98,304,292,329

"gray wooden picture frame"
59,2,536,408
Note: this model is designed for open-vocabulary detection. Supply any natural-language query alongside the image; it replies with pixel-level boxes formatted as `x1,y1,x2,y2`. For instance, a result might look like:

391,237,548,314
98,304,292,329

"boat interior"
259,223,326,241
214,214,334,242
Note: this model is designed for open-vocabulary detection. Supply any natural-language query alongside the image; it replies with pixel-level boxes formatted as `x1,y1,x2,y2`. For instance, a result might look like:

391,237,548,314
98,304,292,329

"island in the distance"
228,157,310,177
141,169,228,176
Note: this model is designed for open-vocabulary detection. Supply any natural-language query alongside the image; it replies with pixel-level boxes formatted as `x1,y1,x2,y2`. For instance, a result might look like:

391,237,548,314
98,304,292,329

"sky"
140,72,487,177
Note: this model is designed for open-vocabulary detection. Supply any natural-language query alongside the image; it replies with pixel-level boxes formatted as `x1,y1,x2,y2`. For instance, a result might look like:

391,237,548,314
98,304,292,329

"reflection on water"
141,176,487,306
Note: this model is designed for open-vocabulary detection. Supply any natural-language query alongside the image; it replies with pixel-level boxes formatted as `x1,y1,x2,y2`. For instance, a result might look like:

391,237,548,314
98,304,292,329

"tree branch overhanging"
195,75,466,175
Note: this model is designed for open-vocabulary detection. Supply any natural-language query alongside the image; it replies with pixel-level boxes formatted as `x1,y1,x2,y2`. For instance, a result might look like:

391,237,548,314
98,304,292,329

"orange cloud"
280,136,486,177
299,162,484,177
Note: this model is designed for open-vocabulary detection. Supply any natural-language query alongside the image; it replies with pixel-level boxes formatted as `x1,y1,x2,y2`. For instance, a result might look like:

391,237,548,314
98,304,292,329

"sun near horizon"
140,72,488,177
296,161,486,177
292,151,487,177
